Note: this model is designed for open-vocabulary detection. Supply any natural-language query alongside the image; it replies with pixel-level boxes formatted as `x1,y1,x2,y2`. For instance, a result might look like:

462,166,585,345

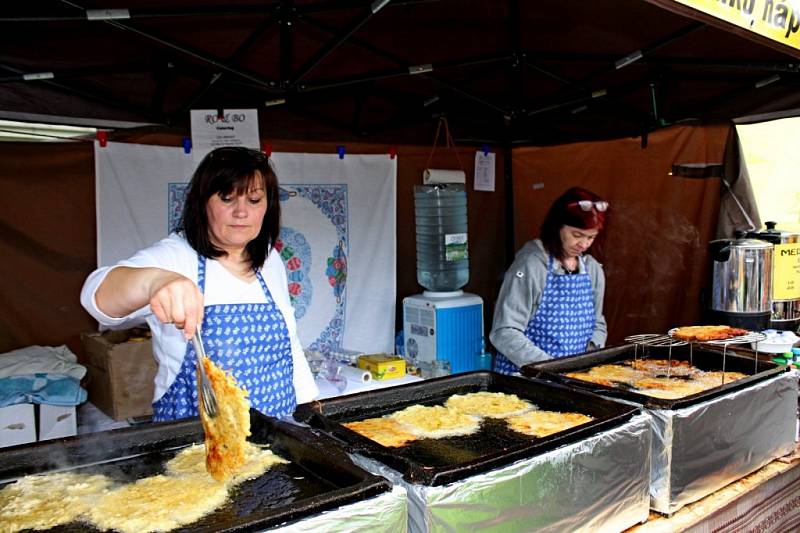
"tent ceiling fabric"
3,0,800,144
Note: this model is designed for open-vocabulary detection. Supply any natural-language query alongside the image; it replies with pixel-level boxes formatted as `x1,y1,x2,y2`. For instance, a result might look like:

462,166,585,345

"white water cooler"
403,290,483,374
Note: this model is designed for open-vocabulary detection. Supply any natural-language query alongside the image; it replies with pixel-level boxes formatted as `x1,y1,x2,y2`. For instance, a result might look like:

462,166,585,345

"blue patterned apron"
153,255,296,421
494,255,595,374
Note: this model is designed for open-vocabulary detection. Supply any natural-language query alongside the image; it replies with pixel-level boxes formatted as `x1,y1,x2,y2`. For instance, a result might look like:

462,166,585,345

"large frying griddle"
522,343,788,410
0,410,391,532
294,371,639,486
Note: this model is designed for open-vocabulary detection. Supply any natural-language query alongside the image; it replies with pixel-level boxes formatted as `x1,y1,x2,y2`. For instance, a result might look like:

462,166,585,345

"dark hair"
179,147,280,270
540,186,608,259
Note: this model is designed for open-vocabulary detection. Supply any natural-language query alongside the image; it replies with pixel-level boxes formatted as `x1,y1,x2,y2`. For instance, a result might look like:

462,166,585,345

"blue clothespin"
336,145,346,159
481,144,490,157
182,138,192,154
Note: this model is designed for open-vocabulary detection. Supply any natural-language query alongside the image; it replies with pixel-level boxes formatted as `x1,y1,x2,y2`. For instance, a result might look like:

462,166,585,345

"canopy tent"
2,0,800,145
0,0,787,356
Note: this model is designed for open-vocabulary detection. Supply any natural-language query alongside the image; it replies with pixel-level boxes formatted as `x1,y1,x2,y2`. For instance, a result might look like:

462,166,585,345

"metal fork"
192,330,219,418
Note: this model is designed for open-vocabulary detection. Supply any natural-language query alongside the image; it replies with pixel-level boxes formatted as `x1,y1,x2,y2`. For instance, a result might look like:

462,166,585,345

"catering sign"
667,0,800,51
190,109,260,162
773,243,800,300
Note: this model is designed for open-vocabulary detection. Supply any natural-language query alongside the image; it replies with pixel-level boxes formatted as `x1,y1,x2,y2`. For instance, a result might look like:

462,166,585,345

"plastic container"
752,329,800,353
414,184,469,292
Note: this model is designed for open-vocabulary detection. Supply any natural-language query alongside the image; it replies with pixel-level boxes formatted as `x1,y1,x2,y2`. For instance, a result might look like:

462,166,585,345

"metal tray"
0,410,392,532
294,371,639,486
521,343,788,410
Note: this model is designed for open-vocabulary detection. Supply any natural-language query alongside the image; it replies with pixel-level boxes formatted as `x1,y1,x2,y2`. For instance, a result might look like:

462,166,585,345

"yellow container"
357,354,406,380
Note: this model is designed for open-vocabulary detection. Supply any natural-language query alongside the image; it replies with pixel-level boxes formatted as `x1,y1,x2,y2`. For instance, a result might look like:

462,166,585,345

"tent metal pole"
58,1,283,93
168,15,280,122
291,7,382,85
0,62,160,122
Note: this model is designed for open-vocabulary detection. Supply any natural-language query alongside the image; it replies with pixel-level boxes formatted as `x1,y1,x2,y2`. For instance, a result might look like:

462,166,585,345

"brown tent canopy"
2,0,800,144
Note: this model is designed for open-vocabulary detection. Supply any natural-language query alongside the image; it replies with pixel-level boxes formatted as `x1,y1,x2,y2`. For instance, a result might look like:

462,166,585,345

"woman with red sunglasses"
490,186,609,374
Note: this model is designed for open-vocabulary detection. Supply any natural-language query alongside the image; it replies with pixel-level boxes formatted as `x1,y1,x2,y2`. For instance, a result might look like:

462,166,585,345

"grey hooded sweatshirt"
489,239,607,368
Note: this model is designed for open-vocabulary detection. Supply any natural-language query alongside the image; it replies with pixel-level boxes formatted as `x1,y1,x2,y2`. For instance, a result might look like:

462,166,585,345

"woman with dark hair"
490,186,609,374
81,147,317,420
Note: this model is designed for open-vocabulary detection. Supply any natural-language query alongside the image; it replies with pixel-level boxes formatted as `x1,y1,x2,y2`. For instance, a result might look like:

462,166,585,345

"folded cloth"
0,373,88,407
0,345,86,380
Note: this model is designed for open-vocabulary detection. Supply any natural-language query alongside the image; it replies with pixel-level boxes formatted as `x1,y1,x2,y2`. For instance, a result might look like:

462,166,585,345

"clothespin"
481,144,490,157
182,138,192,154
96,130,108,148
217,108,224,120
262,142,272,157
336,145,346,160
388,146,397,159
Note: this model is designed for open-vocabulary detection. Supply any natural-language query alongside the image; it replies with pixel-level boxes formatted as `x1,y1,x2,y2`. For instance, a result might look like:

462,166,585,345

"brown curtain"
511,124,729,343
0,142,97,356
0,133,508,358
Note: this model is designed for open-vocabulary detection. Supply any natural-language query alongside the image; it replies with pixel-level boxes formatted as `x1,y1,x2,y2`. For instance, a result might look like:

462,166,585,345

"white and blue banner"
94,141,396,353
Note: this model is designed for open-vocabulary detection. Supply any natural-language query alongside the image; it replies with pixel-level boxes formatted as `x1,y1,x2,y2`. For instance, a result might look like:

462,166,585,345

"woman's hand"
148,271,204,339
95,267,204,339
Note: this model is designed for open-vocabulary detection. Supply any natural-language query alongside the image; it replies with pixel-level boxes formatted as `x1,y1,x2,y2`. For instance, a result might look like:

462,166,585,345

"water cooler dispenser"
403,183,484,374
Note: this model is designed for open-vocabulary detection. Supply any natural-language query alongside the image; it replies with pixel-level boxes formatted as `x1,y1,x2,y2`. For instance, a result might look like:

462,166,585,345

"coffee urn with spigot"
709,235,773,331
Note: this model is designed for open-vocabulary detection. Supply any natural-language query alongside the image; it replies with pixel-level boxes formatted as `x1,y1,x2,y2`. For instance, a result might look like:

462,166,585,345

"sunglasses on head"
568,200,609,212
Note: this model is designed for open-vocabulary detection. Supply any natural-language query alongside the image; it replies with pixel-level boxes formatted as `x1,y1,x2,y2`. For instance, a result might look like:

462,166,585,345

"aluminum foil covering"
266,485,408,532
352,413,651,533
648,371,798,515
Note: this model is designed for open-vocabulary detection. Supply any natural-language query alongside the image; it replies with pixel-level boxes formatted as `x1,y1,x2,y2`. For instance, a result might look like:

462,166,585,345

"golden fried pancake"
671,325,748,342
390,404,481,439
563,372,615,387
89,473,228,533
0,472,112,532
199,356,251,481
506,410,593,437
166,442,287,484
632,377,706,399
0,443,287,533
627,358,695,376
445,391,534,418
343,417,419,447
696,371,747,387
564,363,642,385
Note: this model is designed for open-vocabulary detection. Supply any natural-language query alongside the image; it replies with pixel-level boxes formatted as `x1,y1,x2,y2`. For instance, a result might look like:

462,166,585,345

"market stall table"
627,444,800,533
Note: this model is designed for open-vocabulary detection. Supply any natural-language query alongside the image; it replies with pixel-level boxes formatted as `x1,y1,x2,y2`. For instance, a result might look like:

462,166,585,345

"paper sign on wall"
474,151,496,192
190,109,260,162
773,243,800,300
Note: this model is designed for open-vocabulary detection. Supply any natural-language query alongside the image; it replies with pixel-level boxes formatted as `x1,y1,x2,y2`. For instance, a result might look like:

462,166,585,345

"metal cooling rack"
702,331,767,346
666,328,766,346
624,334,688,347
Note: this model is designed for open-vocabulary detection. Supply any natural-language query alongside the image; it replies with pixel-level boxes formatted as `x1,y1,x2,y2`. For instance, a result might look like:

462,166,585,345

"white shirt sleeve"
80,233,196,328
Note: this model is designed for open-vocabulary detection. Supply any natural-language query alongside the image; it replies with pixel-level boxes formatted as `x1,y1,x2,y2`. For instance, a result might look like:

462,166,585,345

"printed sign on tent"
189,109,260,162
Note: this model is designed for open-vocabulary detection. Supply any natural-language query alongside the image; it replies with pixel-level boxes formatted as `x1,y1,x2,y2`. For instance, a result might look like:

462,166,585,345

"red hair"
540,187,608,259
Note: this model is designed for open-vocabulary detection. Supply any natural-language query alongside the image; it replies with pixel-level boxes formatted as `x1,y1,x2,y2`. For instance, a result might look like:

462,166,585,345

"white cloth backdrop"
94,141,396,353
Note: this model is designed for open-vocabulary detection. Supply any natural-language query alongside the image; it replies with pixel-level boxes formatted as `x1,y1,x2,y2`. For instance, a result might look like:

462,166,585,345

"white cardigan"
80,233,318,404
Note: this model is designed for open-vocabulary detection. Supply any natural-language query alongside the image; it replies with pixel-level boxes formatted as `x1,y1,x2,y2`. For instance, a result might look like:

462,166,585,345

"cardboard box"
38,404,77,441
357,354,406,380
0,403,36,448
81,329,157,421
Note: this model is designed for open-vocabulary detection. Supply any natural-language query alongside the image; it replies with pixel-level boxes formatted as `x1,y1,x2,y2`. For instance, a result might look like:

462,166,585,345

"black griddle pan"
522,343,788,410
0,410,391,532
294,371,639,486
